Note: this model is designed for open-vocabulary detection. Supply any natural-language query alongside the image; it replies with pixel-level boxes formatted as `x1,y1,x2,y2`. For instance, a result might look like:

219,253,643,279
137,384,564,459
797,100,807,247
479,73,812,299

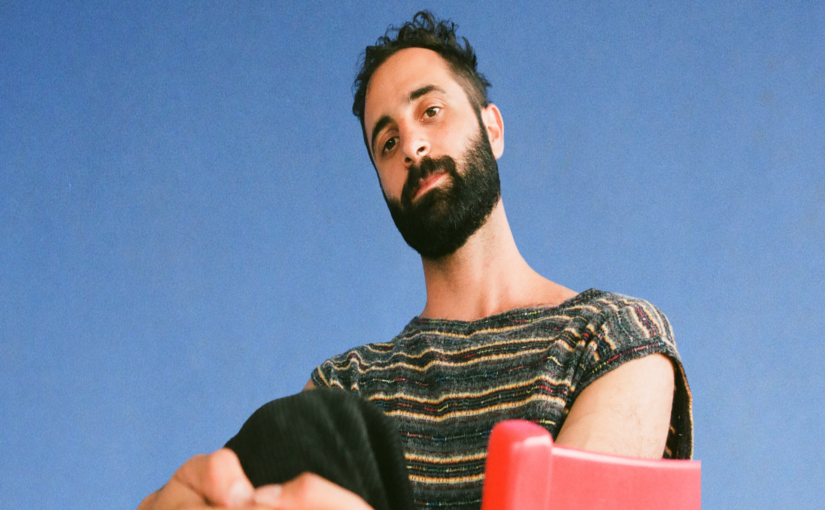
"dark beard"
384,128,501,260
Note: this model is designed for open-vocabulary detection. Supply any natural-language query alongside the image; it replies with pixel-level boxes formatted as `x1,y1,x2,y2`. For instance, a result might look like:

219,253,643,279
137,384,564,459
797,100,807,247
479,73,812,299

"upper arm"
554,353,675,459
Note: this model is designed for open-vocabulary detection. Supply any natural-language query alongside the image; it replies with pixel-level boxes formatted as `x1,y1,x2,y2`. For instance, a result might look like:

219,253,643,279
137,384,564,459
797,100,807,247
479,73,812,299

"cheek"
433,123,473,155
376,165,406,200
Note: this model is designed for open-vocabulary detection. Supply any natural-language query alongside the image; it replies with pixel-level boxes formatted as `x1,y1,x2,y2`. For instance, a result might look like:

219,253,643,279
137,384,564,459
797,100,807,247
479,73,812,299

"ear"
480,103,504,159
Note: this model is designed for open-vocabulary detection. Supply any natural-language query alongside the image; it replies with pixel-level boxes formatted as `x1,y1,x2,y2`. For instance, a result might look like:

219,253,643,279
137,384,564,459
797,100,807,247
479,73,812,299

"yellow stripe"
326,345,577,378
405,451,487,463
384,393,566,422
408,473,485,485
335,335,576,365
368,372,571,406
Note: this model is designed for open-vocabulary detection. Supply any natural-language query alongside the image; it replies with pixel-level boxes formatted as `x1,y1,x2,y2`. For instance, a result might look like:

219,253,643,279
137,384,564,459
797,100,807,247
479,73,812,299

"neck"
418,200,576,321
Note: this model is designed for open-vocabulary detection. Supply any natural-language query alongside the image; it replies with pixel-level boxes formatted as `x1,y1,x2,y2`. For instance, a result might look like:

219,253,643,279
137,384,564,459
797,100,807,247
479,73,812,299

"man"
139,11,691,510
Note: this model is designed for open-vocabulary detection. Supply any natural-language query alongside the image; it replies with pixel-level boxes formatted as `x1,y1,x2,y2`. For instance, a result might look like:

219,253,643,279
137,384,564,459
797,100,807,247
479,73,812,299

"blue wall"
2,2,823,508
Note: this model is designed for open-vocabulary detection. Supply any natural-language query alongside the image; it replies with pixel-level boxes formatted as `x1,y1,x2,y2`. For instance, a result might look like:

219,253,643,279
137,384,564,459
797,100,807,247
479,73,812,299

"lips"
401,155,457,206
413,170,447,200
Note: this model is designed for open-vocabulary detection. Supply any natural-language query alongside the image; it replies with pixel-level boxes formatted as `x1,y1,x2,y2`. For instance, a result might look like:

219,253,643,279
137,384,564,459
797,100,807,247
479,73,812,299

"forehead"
364,47,467,127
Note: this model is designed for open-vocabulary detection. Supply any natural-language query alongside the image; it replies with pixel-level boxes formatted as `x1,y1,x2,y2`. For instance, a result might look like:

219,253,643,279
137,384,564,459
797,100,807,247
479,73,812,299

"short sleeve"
310,348,365,394
572,296,693,459
310,364,331,389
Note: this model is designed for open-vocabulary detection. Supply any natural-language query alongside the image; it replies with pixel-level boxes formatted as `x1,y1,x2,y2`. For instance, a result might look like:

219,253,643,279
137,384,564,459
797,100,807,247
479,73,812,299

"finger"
253,473,373,510
171,448,255,508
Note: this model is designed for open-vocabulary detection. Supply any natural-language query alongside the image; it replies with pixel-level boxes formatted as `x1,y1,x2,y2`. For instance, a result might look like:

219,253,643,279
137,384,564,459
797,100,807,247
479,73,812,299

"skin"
137,449,371,510
140,47,675,510
364,48,577,320
328,47,674,457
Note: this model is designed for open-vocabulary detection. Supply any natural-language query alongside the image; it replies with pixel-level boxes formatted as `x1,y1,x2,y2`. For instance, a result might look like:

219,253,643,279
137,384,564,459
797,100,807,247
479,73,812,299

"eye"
423,106,441,118
382,136,397,154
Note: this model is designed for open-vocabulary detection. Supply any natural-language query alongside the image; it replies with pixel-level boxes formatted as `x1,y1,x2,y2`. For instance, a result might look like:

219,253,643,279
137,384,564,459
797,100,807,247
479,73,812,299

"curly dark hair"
352,11,492,157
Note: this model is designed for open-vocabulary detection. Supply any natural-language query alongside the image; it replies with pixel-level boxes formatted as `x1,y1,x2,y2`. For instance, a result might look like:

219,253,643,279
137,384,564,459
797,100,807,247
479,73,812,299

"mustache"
401,155,457,205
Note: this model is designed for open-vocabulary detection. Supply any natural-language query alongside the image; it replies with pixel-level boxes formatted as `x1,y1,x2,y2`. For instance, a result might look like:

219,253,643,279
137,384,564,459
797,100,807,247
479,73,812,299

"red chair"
481,420,701,510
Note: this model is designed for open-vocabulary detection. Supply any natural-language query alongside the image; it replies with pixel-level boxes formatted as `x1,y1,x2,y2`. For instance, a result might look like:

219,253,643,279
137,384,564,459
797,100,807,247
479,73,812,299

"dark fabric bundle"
225,389,416,510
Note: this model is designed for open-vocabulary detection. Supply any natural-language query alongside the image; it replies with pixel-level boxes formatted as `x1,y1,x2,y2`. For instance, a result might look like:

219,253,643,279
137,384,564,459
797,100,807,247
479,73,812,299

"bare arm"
554,353,675,459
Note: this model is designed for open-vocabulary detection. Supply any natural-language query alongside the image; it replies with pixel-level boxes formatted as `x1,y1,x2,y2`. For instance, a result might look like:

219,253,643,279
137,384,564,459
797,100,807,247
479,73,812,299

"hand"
137,449,374,510
137,448,269,509
253,473,374,510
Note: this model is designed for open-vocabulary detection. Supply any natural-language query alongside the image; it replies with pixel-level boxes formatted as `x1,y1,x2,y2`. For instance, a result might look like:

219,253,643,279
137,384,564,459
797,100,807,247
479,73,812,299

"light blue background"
2,2,823,508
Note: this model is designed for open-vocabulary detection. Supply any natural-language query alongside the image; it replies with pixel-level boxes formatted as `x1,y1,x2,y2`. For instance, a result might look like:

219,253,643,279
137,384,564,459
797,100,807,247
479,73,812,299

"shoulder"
567,289,682,395
309,323,418,390
578,289,670,320
573,289,676,351
567,290,693,458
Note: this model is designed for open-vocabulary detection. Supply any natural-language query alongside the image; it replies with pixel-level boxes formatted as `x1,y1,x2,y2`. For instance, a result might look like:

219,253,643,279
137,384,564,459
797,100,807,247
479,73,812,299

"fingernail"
227,480,253,507
254,484,283,505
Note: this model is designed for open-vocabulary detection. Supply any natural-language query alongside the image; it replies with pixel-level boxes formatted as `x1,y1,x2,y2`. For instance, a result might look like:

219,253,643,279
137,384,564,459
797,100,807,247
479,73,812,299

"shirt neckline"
408,288,604,328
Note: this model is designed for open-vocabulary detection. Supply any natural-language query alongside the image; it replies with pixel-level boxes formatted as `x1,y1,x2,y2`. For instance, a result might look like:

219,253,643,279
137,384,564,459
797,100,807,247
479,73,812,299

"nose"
402,127,430,165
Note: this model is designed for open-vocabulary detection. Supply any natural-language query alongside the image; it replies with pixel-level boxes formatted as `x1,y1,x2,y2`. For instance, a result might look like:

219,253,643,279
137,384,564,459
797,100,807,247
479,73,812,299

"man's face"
363,48,503,258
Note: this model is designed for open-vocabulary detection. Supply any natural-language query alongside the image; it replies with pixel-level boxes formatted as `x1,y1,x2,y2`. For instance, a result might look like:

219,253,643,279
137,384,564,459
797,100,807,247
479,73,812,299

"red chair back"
481,420,701,510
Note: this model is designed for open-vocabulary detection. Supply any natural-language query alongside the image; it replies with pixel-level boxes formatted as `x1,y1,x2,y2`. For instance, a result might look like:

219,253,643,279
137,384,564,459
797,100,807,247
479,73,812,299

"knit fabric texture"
225,389,416,510
311,289,693,509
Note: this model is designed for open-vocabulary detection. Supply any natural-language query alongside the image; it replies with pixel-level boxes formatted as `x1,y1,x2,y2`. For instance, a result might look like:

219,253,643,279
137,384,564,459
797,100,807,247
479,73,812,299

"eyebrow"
370,84,447,156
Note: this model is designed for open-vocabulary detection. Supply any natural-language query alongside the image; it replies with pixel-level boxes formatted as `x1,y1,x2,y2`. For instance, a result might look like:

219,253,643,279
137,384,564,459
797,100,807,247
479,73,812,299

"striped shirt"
311,289,693,509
